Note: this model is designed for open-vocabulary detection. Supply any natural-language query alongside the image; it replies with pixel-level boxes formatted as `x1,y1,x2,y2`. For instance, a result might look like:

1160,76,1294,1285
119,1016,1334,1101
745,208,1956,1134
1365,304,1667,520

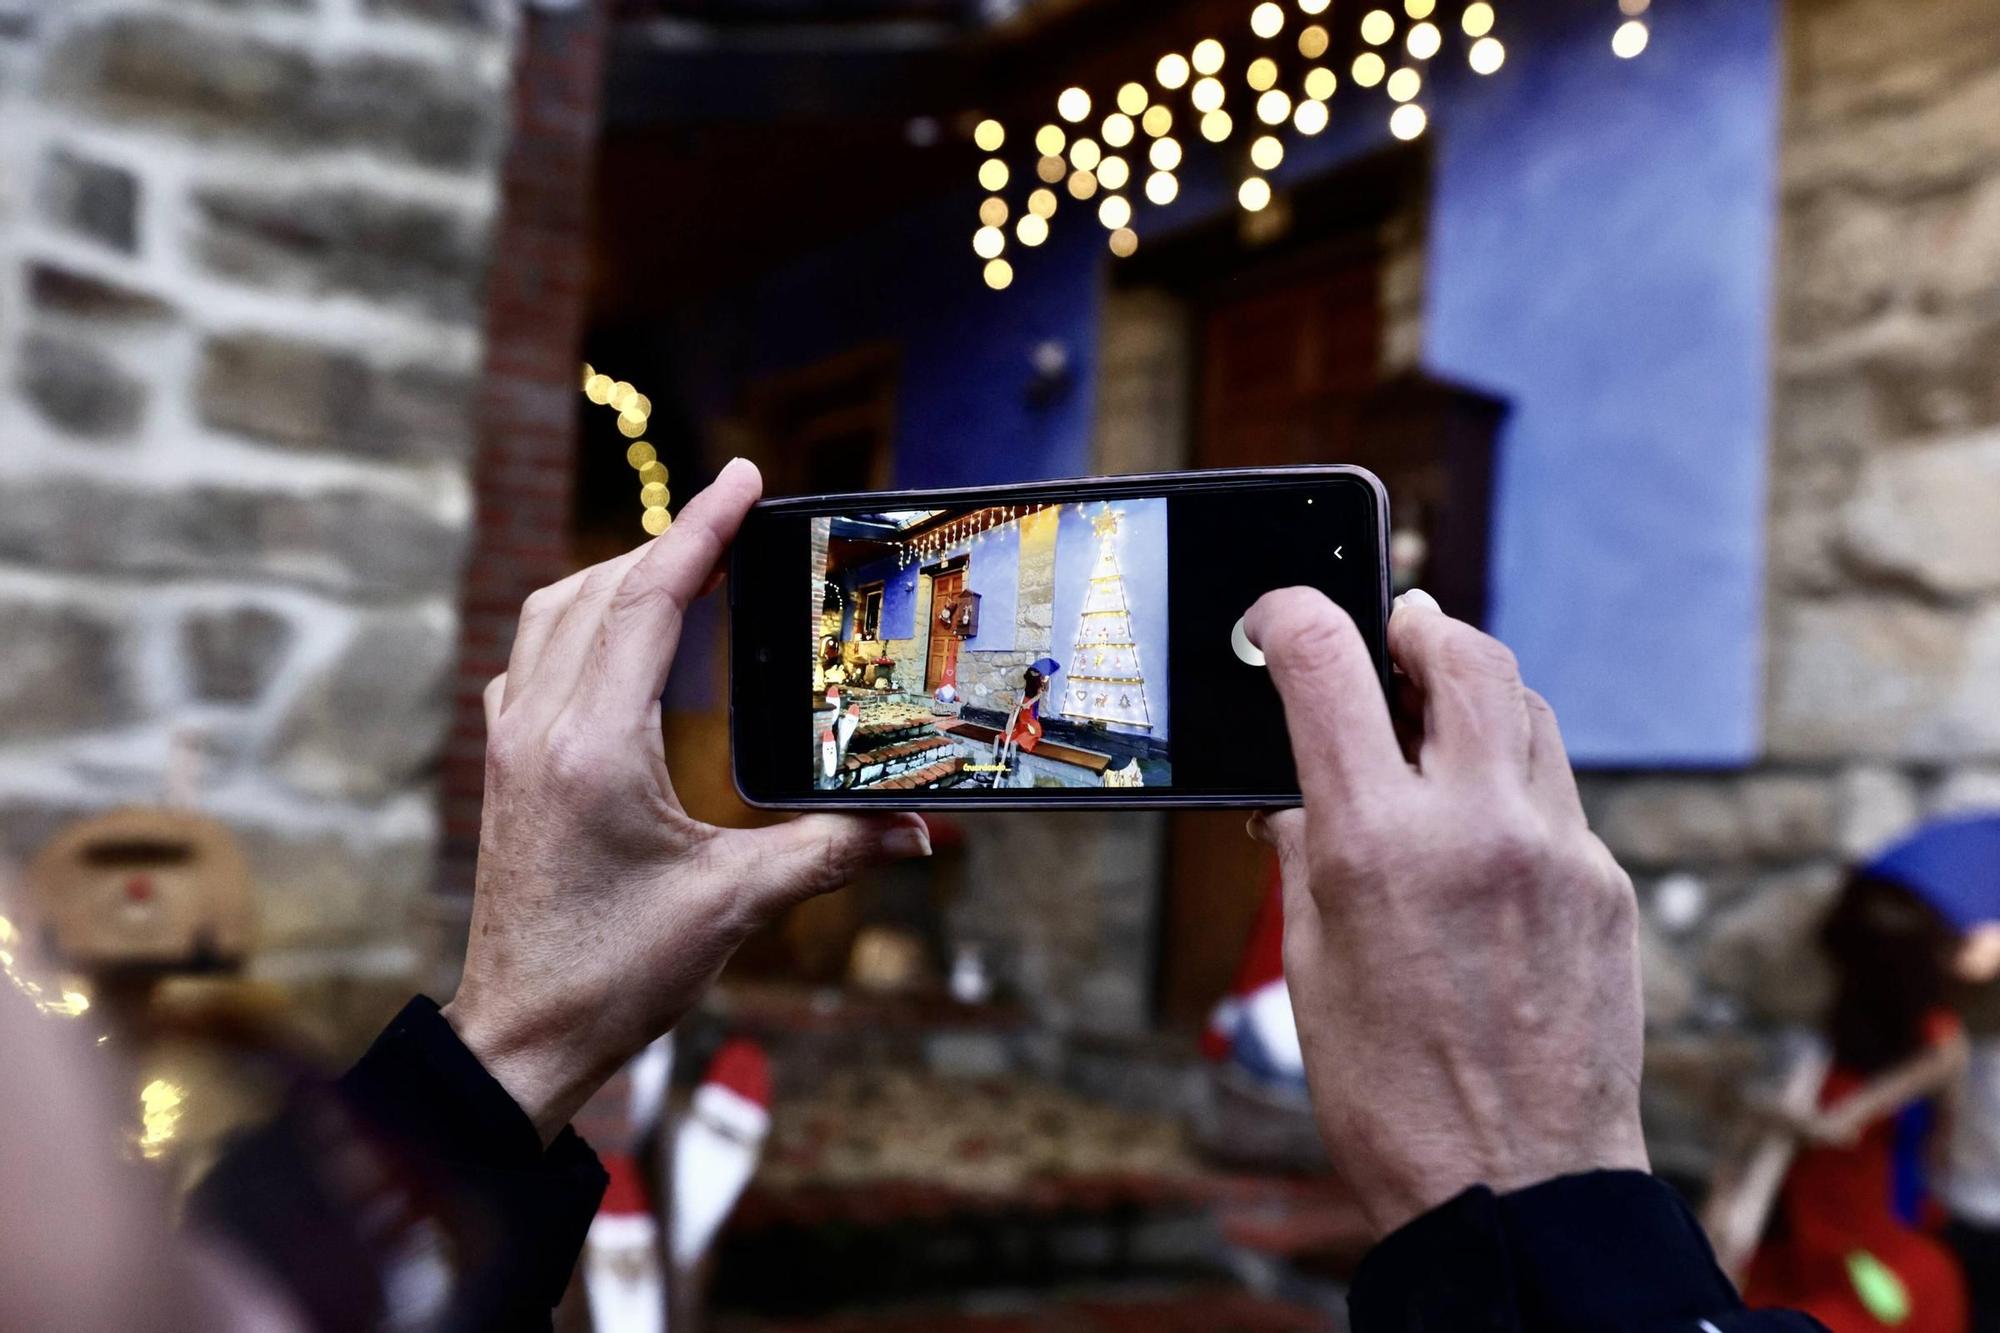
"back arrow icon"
1334,545,1344,560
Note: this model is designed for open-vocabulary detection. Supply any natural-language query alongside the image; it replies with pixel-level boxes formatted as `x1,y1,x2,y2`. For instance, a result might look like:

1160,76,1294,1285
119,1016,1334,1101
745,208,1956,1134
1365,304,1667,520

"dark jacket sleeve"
187,996,609,1333
1348,1170,1828,1333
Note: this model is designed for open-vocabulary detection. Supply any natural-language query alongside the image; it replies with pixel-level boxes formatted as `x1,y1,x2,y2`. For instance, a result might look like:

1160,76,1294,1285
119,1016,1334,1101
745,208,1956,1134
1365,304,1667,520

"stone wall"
955,506,1059,714
0,0,521,1008
1582,0,2000,1166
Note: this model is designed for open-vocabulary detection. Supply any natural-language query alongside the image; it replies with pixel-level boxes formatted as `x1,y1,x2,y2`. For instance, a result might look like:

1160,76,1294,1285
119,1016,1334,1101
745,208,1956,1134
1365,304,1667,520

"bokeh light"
1201,109,1235,142
1071,137,1103,170
1353,52,1387,85
983,258,1014,289
1299,24,1330,58
1251,134,1285,170
974,119,1005,151
979,197,1008,227
1099,195,1133,230
1157,53,1192,89
1250,3,1285,38
1150,136,1184,170
1146,170,1180,205
1068,168,1100,199
973,226,1005,259
978,158,1009,190
1239,177,1273,211
1036,123,1067,155
1612,19,1650,57
1143,105,1174,137
1469,35,1505,73
1360,9,1396,44
1407,21,1442,60
1058,87,1092,122
1257,89,1293,125
1109,228,1139,257
1463,1,1495,36
1390,102,1428,139
1193,77,1227,112
1118,81,1150,114
1028,188,1059,218
1304,66,1338,100
1098,155,1131,190
1248,56,1280,90
1017,213,1049,246
1103,113,1135,147
1387,67,1422,102
1193,38,1227,74
1294,98,1330,134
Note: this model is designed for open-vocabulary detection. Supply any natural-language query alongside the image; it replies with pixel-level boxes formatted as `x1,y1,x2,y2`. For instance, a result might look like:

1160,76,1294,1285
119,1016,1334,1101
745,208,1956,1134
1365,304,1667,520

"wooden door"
925,569,963,692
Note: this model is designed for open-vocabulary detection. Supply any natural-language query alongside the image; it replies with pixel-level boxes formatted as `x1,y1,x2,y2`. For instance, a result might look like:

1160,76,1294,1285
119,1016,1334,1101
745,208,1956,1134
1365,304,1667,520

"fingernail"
881,824,933,860
1397,588,1442,614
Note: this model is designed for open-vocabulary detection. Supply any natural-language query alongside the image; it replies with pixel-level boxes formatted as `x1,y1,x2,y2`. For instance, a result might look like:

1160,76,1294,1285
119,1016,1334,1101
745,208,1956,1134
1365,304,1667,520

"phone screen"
730,468,1387,808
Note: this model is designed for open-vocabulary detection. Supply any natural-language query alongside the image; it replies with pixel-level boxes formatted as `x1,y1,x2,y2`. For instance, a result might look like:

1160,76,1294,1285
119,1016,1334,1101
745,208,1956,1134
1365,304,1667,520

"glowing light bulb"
1192,76,1226,112
1407,20,1441,59
1038,155,1067,183
1390,102,1428,139
1098,155,1130,189
1068,168,1099,199
1201,109,1234,142
1109,228,1139,258
1251,134,1284,170
1017,213,1049,246
1469,35,1505,73
1353,51,1387,85
1299,24,1330,58
1103,113,1135,147
1304,65,1338,100
1405,0,1435,16
974,118,1005,150
1099,195,1133,229
1257,89,1292,124
1150,136,1183,170
974,226,1006,259
1462,1,1495,36
1143,105,1174,137
626,441,656,468
1360,9,1395,44
1192,38,1226,74
1250,2,1284,38
580,363,595,389
1058,87,1092,122
1386,67,1421,102
585,374,613,404
1248,56,1280,90
1621,0,1651,12
1300,0,1329,11
1029,188,1058,218
1036,123,1067,155
1118,81,1150,114
980,197,1008,227
978,158,1010,190
984,258,1014,290
1612,19,1649,57
1239,177,1272,212
1294,98,1329,134
1146,170,1180,205
1070,137,1102,170
1157,52,1192,89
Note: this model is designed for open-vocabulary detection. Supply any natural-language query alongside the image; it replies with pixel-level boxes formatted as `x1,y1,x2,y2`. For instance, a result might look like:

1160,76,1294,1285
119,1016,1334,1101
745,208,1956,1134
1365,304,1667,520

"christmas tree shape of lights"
1061,507,1154,732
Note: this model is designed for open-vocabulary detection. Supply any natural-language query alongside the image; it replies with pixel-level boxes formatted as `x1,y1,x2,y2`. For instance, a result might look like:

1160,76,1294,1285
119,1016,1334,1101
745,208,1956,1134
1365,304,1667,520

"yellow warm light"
1058,87,1092,122
1294,98,1330,134
1469,35,1505,73
1109,228,1139,258
1201,109,1235,142
1098,155,1131,190
1462,1,1495,36
1029,187,1059,218
1017,213,1050,246
584,374,613,405
1304,65,1338,100
1248,56,1280,91
138,1079,184,1161
983,258,1015,290
974,118,1006,151
1192,38,1227,74
1099,195,1133,230
580,363,595,389
1251,134,1284,170
626,441,657,469
1621,0,1651,12
1192,76,1226,112
640,482,670,508
980,197,1009,227
1068,168,1099,199
978,158,1010,190
1405,0,1436,16
1118,81,1150,115
1150,136,1184,170
1387,67,1422,102
642,508,672,537
1038,155,1068,183
1143,104,1174,137
1300,0,1329,12
1036,123,1067,156
1070,137,1102,170
638,461,668,486
1353,51,1387,85
1158,52,1192,89
1104,114,1136,148
1360,9,1395,45
1390,102,1428,139
1612,19,1649,57
1250,2,1284,38
617,414,647,439
1239,177,1272,212
974,226,1006,259
1146,170,1180,205
611,381,637,411
1298,24,1329,58
1257,89,1292,124
1407,21,1442,59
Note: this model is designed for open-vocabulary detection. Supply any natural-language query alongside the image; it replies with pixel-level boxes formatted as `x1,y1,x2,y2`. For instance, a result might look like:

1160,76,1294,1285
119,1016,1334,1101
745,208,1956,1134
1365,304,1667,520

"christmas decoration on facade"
1060,507,1154,733
582,364,674,537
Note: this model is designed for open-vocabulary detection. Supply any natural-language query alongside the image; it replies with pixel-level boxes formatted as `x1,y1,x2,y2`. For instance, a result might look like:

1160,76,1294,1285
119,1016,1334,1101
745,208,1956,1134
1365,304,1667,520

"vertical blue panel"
966,520,1020,652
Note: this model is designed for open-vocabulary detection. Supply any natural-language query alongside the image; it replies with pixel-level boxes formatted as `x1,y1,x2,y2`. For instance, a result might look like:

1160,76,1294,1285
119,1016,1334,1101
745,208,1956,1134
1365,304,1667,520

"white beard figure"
670,1040,773,1275
584,1154,665,1333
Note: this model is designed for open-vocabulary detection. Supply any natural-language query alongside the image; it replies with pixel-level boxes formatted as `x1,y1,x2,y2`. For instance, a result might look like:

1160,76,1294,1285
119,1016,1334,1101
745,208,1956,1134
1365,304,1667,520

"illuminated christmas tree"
1061,507,1153,732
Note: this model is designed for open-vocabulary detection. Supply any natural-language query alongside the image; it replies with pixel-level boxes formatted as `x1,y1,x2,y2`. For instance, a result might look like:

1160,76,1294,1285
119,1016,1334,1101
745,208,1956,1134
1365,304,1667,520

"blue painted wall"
966,521,1020,652
1049,499,1171,742
667,0,1779,766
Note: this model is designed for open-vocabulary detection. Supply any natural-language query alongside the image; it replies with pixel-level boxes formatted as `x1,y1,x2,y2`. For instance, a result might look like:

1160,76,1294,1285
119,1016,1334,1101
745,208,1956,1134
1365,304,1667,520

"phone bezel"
729,465,1391,812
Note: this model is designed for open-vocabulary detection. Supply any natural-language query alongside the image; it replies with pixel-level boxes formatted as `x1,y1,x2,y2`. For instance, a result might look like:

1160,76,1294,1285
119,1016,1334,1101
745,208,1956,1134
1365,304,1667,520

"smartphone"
729,466,1389,810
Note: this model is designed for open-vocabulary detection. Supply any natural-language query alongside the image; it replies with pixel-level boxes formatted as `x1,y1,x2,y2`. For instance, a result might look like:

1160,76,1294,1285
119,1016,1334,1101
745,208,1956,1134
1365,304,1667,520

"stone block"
1835,764,1921,860
1767,599,2000,761
26,263,172,323
197,333,477,464
1839,431,2000,598
17,332,146,440
0,477,468,599
1701,864,1842,1025
1740,775,1841,861
273,608,456,803
236,820,433,950
45,15,506,172
1639,915,1696,1031
1779,189,1904,340
194,185,492,323
182,605,295,704
36,147,138,253
0,598,135,739
1592,779,1754,866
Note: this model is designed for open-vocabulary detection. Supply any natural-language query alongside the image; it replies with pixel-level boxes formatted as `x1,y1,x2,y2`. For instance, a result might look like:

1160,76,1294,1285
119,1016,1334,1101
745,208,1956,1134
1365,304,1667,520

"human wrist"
440,992,614,1146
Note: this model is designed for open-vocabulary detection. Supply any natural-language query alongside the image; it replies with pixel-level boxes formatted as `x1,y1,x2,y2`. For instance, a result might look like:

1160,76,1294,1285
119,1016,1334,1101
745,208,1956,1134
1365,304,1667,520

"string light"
1192,38,1227,74
1098,155,1131,190
974,118,1005,151
1149,135,1183,171
1099,195,1134,230
1250,2,1285,37
1109,228,1139,258
978,158,1010,190
1038,155,1067,183
1463,2,1495,36
1360,9,1396,44
1157,52,1192,89
1103,113,1136,147
1612,18,1649,56
1143,105,1174,137
979,197,1008,227
1192,76,1227,112
974,226,1006,259
1304,66,1338,100
1469,35,1505,73
1298,24,1330,58
1029,188,1059,218
1387,67,1422,101
984,258,1014,290
1407,21,1442,59
1405,0,1436,16
1300,0,1329,11
1201,109,1234,142
1070,137,1102,170
1257,89,1293,124
1058,87,1092,121
584,366,672,536
1251,134,1285,170
1118,81,1150,114
1036,123,1067,155
1390,102,1428,139
1247,56,1280,90
1353,52,1387,85
1068,168,1100,199
1294,98,1330,134
1146,170,1180,205
1017,213,1050,246
1239,177,1273,211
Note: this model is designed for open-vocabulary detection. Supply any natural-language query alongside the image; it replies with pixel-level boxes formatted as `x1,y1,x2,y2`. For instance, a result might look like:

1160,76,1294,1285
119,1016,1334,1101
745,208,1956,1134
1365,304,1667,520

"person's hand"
1245,587,1647,1239
442,459,932,1142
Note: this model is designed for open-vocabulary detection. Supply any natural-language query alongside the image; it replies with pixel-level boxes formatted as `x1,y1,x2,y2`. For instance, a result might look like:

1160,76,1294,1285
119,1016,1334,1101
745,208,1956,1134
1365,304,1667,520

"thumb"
718,813,933,917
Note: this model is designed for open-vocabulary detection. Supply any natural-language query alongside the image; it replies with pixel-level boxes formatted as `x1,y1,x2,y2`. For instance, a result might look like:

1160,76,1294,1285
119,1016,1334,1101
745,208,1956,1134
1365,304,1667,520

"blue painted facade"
667,0,1780,766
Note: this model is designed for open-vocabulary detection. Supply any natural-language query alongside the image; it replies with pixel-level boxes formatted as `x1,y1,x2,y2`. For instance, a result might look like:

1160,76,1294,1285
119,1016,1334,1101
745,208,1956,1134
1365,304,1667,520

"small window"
859,584,884,640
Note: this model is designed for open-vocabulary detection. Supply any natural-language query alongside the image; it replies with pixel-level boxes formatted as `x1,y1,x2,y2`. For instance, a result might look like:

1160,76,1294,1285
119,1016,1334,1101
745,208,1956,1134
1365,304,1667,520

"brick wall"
0,0,525,1017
